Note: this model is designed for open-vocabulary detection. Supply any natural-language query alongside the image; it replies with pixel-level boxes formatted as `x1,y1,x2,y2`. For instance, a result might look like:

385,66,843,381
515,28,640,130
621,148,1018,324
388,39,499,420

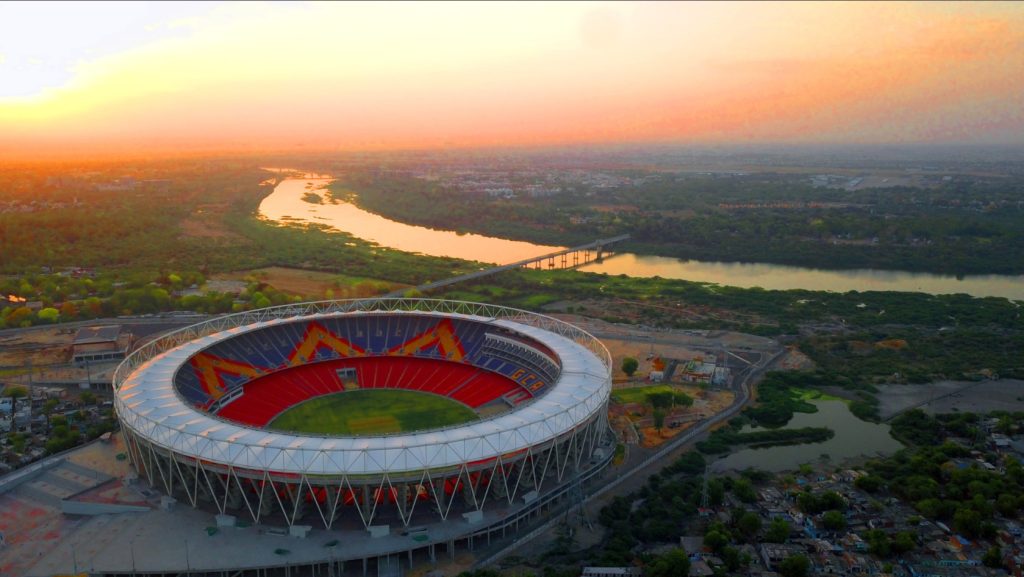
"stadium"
112,298,612,568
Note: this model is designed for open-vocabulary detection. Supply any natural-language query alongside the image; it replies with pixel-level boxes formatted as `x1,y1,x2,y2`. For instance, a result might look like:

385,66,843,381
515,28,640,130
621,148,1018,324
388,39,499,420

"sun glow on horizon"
1,1,1023,159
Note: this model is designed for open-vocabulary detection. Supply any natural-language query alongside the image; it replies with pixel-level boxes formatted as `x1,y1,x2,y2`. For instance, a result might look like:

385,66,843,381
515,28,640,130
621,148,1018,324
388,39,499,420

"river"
258,176,1024,300
258,177,563,263
710,400,904,473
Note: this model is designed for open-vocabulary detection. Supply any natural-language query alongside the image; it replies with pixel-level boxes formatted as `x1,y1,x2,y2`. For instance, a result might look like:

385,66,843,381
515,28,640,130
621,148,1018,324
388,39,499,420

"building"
581,568,642,577
114,299,613,571
71,325,129,366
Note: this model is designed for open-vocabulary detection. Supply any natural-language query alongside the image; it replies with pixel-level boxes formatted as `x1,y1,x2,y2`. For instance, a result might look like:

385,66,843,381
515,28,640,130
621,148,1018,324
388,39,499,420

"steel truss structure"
114,299,612,530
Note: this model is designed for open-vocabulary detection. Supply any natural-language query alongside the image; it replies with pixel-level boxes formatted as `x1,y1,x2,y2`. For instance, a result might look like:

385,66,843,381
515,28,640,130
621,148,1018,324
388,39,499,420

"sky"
1,1,1022,159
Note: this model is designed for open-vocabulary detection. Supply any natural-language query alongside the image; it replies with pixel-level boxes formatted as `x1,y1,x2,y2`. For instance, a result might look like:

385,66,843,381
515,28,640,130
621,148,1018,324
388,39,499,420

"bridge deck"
386,234,630,296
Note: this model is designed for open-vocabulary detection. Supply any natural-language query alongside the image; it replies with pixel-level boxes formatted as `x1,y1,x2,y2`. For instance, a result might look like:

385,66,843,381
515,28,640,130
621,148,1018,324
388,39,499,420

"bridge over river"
385,234,630,297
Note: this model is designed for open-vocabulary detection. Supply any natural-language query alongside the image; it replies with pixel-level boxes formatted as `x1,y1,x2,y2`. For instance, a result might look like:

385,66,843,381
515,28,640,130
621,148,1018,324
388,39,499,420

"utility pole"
699,462,712,517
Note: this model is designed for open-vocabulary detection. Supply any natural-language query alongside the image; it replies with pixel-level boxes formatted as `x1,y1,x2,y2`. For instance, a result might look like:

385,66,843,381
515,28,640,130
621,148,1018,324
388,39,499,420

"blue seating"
173,315,561,413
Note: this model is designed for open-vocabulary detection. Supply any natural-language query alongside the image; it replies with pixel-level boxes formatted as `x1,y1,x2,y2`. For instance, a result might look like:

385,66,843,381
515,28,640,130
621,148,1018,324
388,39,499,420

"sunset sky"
1,1,1022,158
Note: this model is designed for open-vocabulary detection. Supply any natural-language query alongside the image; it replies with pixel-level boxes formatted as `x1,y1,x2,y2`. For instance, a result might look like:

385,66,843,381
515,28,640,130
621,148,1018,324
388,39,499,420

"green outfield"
267,389,479,435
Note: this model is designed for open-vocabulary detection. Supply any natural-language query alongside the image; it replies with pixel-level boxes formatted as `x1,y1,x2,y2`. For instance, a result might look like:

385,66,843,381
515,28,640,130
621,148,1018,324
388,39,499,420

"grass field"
267,389,479,435
213,266,405,299
611,384,682,405
792,388,845,403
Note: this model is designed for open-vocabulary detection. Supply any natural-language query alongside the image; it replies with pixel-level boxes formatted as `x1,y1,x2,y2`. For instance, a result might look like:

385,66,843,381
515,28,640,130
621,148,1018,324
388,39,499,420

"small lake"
710,400,904,473
259,176,1024,300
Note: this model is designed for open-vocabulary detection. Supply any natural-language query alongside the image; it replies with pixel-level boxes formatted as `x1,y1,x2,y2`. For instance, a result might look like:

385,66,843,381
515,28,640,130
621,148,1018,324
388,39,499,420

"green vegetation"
647,390,693,409
332,171,1024,275
779,554,810,577
621,356,639,376
697,422,834,454
765,517,792,543
743,373,822,427
597,451,707,564
861,440,1024,539
267,390,479,435
0,161,480,327
889,409,1023,447
796,490,847,514
610,384,680,405
801,329,1024,385
646,548,690,577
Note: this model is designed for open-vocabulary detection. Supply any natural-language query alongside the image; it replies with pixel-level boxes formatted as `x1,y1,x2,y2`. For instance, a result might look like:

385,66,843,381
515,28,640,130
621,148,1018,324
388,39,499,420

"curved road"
478,345,785,567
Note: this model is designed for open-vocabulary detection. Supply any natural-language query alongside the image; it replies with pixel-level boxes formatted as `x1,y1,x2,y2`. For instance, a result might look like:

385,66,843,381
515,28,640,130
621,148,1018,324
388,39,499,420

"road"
477,344,785,567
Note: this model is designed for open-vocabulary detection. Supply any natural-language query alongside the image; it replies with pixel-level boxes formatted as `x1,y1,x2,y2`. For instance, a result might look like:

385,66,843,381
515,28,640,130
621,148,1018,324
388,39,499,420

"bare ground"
876,379,1024,419
212,266,407,299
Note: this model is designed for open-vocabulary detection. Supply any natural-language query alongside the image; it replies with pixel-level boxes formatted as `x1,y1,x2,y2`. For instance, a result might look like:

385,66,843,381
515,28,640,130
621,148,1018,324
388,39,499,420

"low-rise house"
760,543,808,570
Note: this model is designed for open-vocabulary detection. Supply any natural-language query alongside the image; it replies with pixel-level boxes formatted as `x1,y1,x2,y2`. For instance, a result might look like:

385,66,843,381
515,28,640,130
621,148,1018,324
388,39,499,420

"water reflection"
258,177,564,264
711,401,903,473
580,253,1024,300
259,176,1024,300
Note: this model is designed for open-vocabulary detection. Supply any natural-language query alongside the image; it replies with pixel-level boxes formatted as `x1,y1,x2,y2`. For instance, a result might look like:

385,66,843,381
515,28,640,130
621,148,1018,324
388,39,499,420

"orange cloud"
0,1,1021,159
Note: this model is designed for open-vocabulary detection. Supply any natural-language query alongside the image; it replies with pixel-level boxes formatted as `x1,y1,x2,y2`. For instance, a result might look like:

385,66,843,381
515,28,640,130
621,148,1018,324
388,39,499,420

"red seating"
216,356,532,426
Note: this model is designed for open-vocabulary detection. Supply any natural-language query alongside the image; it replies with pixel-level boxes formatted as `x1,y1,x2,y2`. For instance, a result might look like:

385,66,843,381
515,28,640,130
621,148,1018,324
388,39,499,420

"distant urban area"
1,146,1023,577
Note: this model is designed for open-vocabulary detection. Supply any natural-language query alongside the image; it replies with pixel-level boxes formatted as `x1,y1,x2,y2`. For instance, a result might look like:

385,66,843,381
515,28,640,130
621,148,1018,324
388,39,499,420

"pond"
710,400,904,473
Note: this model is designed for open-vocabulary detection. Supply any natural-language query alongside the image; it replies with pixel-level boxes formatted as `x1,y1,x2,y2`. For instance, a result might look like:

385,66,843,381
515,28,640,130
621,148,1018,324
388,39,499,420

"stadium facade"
113,299,613,537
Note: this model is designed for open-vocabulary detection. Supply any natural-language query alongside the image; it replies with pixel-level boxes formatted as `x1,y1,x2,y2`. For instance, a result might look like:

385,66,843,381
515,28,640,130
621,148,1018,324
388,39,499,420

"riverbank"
324,170,1024,284
257,175,1024,300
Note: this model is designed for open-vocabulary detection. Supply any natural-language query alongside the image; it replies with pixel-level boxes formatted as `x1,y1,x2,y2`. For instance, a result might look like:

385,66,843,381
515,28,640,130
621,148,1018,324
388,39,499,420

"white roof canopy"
116,308,610,476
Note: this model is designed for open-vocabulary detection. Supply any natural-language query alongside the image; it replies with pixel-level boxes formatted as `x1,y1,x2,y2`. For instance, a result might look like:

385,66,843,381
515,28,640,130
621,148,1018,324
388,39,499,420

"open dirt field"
0,327,75,366
876,379,1024,419
213,266,406,299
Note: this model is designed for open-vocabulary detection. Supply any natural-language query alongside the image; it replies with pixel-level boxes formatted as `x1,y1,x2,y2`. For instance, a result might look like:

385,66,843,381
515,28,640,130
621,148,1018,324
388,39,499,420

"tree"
822,510,846,532
59,301,78,319
653,409,666,433
736,511,762,541
621,357,639,377
820,491,847,511
954,507,982,538
854,475,883,492
647,548,690,577
766,518,791,543
997,493,1020,518
891,532,916,555
42,398,59,425
80,391,97,405
983,546,1003,569
8,432,26,453
732,477,757,503
708,479,725,506
673,392,694,407
37,307,59,325
703,527,730,554
721,546,747,572
865,530,892,557
3,385,28,413
6,306,32,327
648,391,673,409
778,555,810,577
